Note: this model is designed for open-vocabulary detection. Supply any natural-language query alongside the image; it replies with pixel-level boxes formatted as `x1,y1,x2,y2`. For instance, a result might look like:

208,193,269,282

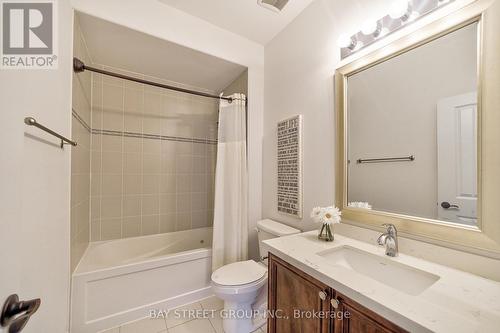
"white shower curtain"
212,93,248,271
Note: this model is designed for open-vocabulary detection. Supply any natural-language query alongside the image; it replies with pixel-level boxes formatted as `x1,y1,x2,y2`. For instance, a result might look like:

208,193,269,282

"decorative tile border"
72,108,217,145
72,108,91,132
92,128,217,145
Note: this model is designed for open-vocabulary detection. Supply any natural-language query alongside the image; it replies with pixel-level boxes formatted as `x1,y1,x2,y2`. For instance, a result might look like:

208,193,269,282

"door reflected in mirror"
347,22,479,226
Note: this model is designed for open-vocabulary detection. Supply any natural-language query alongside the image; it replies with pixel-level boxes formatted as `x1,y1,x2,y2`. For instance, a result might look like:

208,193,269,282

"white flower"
310,206,324,223
348,201,372,210
311,206,341,225
321,206,341,225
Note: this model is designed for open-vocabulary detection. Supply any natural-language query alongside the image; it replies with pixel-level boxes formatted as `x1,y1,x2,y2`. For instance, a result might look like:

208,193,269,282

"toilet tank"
256,219,300,260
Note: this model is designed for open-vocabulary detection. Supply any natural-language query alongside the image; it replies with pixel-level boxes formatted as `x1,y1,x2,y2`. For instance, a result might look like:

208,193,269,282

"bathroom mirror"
347,21,479,226
335,0,500,254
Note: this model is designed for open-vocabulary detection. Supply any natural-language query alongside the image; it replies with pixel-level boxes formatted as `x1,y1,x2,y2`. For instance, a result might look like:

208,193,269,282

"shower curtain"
212,93,248,271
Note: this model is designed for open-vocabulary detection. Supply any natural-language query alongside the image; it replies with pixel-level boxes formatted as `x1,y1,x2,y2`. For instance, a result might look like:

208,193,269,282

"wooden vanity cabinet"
267,253,408,333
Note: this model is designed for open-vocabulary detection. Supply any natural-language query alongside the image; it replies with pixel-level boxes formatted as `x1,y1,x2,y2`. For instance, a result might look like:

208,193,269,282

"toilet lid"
212,260,267,286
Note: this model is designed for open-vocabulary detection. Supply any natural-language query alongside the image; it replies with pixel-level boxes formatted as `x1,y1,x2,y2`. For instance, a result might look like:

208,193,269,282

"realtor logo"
1,1,57,69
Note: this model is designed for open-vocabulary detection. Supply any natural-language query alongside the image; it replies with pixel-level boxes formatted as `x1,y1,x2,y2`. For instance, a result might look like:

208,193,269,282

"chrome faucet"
377,224,398,257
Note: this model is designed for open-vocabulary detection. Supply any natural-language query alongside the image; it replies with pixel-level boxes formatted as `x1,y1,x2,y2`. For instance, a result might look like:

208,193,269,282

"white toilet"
211,219,300,333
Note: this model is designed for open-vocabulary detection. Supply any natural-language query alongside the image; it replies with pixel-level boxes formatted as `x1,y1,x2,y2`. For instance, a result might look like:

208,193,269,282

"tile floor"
100,296,266,333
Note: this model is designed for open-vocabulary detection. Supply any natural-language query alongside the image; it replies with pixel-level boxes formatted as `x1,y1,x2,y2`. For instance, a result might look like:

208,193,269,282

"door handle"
331,298,340,309
441,201,460,210
1,294,41,333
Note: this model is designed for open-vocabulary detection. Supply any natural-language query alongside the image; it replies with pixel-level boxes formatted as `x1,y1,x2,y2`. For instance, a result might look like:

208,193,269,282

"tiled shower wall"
89,69,218,241
70,17,91,271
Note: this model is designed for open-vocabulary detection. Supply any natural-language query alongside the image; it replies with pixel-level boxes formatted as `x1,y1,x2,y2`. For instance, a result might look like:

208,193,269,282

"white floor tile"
200,295,224,311
166,301,203,328
169,318,215,333
208,310,223,333
120,317,167,333
99,328,119,333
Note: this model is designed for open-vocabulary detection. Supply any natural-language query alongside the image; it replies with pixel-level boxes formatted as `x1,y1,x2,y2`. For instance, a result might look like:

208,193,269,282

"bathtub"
71,227,213,333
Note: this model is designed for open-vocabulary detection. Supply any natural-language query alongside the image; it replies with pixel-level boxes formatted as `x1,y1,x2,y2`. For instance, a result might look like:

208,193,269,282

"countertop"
263,231,500,333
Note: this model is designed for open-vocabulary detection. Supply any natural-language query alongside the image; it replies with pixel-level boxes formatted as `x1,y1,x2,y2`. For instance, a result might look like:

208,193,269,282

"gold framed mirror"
335,0,500,255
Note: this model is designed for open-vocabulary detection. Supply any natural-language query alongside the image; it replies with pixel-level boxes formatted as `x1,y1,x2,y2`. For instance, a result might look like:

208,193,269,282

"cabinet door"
268,253,331,333
333,293,408,333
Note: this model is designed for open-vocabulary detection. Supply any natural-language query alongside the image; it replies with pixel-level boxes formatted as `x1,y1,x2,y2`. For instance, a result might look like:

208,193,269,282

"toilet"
211,219,301,333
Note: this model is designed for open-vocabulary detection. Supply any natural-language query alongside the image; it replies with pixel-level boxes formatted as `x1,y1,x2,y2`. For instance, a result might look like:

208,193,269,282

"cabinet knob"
331,298,340,309
318,291,327,301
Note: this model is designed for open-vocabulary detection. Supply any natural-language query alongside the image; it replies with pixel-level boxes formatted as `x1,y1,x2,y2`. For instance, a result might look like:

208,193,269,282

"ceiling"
158,0,315,45
77,12,247,92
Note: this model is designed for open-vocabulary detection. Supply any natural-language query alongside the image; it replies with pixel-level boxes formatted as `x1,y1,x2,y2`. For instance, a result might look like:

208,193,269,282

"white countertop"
263,231,500,333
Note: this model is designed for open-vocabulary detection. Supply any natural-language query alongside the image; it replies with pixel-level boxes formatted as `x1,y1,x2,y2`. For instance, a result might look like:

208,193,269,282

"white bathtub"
71,227,213,333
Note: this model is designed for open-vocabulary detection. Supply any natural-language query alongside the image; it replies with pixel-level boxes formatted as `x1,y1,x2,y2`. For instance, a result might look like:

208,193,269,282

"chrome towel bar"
24,117,77,148
357,155,415,164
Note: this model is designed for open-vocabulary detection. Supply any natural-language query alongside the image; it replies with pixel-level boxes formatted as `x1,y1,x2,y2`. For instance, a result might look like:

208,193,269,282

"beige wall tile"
90,174,101,196
142,153,160,174
192,210,209,229
101,151,123,174
143,138,161,154
177,193,191,213
102,84,124,132
123,152,141,174
193,156,206,174
102,135,122,152
176,212,191,231
144,92,162,116
124,114,142,133
160,213,176,233
124,88,143,115
123,174,142,195
101,174,122,196
123,216,141,238
160,174,176,193
193,143,206,156
90,196,101,220
101,196,122,219
176,142,193,155
101,218,122,240
83,63,219,241
142,215,159,235
176,155,193,174
90,220,101,241
191,174,207,193
160,194,176,214
192,193,207,211
123,195,141,217
177,174,191,193
142,194,159,215
160,153,176,174
123,136,142,153
142,174,160,194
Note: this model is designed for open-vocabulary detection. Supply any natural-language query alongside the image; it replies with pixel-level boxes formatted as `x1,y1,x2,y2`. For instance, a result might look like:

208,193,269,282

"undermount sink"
317,246,440,296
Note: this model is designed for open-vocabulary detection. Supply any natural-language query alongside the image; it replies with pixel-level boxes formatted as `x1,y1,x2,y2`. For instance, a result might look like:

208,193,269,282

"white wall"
71,0,264,260
264,0,391,232
264,0,500,277
0,1,73,332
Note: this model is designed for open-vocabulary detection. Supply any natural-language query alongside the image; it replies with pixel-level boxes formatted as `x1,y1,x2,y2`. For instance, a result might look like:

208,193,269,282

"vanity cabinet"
267,253,408,333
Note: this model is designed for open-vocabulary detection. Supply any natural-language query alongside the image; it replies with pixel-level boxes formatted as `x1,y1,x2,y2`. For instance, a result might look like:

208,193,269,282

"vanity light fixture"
337,34,358,50
361,20,383,38
339,0,455,60
389,0,413,21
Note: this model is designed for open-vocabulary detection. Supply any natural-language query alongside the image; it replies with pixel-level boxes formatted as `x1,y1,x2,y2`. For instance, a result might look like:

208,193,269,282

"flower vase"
318,223,334,242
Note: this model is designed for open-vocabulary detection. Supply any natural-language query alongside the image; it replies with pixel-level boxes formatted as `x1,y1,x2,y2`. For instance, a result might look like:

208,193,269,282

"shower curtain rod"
73,57,236,102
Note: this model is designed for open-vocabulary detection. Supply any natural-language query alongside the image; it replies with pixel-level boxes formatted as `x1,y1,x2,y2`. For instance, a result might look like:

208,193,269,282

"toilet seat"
212,260,267,286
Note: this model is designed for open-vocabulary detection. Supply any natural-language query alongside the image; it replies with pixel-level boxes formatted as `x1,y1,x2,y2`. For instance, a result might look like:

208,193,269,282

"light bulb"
361,20,382,37
389,0,411,20
337,34,357,50
361,20,377,35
